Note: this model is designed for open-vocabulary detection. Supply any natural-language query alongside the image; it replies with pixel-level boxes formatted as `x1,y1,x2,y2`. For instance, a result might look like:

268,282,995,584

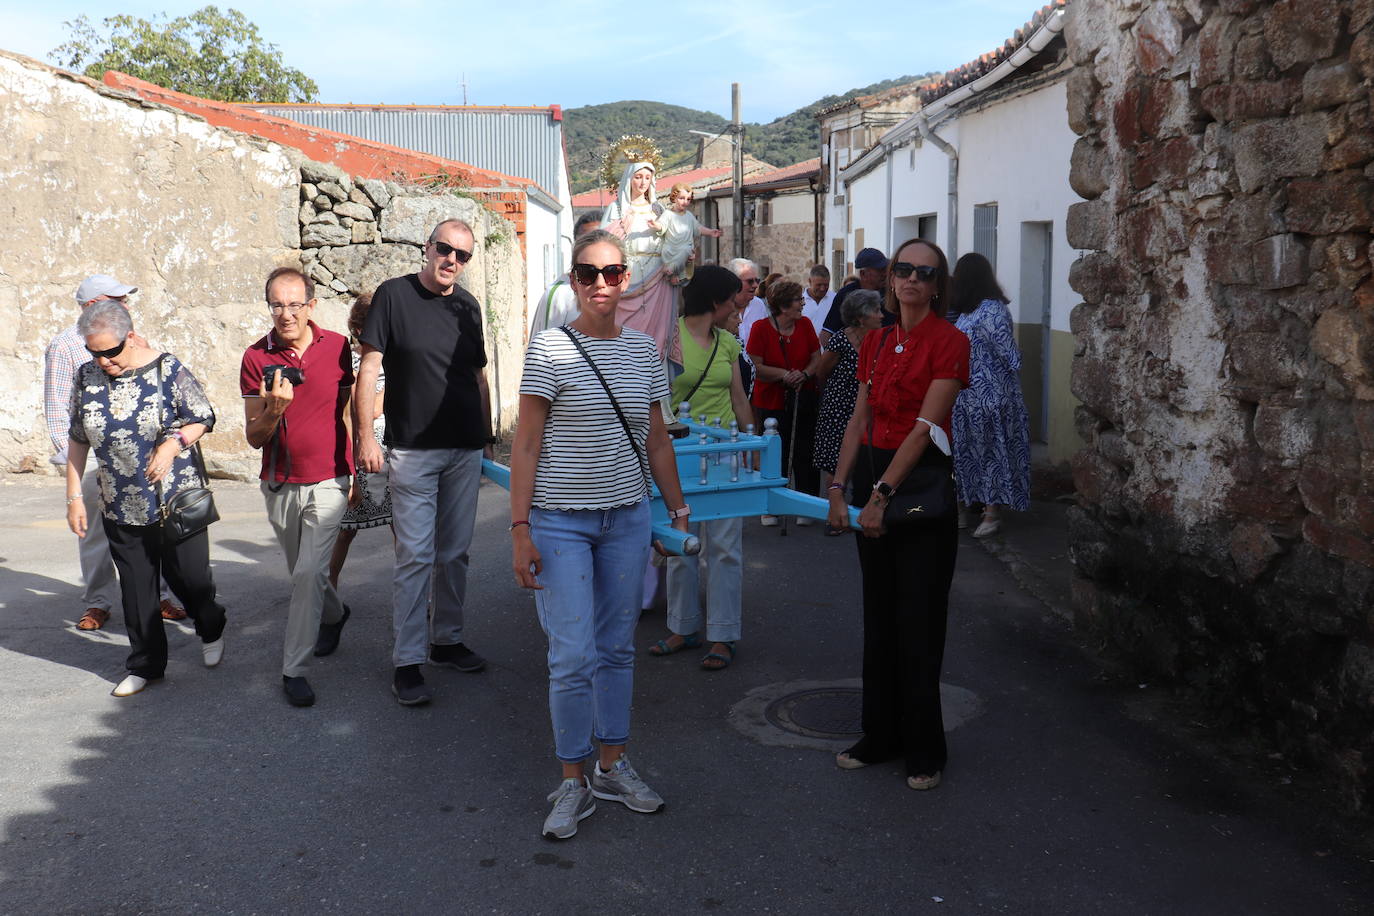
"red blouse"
747,316,820,410
856,311,969,449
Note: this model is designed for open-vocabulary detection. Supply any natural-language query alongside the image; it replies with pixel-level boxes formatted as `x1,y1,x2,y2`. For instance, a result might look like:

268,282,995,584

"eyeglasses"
743,277,760,286
268,301,311,316
891,262,938,282
571,263,629,285
431,240,473,264
86,338,127,360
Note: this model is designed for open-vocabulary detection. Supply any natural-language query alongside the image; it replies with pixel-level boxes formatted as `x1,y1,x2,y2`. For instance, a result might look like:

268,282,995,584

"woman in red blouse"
747,280,824,520
826,238,970,791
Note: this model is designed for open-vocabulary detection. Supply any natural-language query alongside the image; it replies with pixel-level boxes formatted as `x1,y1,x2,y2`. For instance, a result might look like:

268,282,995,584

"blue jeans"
530,499,651,763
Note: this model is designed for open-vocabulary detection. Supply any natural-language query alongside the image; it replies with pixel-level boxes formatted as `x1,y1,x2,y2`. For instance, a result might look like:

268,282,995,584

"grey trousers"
77,468,120,611
388,447,481,667
261,476,349,677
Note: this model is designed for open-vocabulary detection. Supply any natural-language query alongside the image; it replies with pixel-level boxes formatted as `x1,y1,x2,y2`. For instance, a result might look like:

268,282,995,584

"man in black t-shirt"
356,218,495,706
820,247,893,347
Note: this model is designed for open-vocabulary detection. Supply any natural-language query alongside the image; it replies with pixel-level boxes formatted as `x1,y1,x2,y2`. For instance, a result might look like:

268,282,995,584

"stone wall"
0,51,525,478
1064,0,1374,807
718,221,817,281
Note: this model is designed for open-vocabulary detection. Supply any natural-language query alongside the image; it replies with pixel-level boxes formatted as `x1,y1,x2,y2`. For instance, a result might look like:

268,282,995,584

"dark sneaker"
314,604,352,657
542,777,595,840
392,664,433,706
430,642,486,673
590,755,664,813
282,675,315,707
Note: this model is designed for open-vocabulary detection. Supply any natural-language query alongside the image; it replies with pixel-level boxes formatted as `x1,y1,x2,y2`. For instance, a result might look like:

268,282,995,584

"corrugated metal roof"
245,105,566,202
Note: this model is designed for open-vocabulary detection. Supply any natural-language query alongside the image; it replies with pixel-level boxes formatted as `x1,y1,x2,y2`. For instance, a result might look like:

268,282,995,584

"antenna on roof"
461,72,468,106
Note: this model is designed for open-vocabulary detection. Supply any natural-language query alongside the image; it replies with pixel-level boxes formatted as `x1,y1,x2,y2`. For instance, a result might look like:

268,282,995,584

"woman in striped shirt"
510,229,690,840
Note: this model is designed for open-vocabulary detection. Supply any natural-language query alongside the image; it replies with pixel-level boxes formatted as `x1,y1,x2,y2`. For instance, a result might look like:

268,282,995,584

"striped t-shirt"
521,326,670,511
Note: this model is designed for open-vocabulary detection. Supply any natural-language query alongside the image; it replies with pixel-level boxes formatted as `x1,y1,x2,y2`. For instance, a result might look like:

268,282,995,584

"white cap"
75,274,137,305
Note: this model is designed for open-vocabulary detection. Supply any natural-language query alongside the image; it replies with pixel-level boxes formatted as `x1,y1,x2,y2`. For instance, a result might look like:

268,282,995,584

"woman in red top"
826,238,970,791
747,280,824,519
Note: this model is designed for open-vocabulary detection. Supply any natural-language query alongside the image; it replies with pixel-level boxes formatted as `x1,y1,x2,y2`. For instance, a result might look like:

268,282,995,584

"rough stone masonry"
1064,0,1374,808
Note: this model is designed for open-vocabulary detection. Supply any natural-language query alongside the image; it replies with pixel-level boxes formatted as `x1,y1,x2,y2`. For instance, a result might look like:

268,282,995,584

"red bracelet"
509,520,530,531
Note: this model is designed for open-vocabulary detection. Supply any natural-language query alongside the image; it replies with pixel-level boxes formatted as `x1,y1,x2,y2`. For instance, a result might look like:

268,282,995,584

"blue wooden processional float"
481,403,861,556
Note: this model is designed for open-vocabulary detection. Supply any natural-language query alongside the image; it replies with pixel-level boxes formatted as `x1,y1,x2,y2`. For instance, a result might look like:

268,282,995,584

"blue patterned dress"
952,299,1030,511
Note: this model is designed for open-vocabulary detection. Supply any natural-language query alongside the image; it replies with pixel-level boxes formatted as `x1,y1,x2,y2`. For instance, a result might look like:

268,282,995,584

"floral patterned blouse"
69,354,216,526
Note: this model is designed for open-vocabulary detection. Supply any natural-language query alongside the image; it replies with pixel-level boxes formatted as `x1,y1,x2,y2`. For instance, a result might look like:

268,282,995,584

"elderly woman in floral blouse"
65,299,227,697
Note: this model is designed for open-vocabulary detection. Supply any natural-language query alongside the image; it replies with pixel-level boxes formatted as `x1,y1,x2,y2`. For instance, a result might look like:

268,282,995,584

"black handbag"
154,357,220,544
865,328,956,529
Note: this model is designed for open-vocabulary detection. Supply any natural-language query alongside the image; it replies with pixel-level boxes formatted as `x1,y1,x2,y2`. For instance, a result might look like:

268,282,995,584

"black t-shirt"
361,273,489,449
822,280,896,335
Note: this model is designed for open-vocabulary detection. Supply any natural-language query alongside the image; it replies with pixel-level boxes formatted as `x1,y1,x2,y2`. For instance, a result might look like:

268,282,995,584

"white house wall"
524,198,560,333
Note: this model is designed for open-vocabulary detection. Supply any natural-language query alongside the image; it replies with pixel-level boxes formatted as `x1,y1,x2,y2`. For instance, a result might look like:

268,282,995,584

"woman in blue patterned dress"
948,253,1030,537
64,299,226,697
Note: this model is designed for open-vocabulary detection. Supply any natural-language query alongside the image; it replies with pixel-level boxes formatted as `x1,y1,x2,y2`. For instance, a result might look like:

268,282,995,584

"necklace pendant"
894,343,904,354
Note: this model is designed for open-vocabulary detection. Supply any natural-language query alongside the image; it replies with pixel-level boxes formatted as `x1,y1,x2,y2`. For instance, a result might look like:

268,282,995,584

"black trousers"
761,388,820,497
850,446,958,776
103,519,226,678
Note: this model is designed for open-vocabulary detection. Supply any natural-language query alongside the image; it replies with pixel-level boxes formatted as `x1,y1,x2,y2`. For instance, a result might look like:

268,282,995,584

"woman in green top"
650,266,753,670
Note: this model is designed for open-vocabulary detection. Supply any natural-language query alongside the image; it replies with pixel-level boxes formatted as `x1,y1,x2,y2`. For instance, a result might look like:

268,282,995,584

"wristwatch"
667,504,692,520
873,481,895,500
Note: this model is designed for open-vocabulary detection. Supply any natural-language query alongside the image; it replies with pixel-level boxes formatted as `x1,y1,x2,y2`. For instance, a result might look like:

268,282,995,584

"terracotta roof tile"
921,0,1068,106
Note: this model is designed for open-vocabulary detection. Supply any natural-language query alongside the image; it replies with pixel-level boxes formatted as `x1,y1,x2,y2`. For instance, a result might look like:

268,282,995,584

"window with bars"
973,204,998,270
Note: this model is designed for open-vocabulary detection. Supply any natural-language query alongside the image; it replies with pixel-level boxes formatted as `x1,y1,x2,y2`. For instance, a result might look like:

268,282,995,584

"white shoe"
202,637,224,667
112,675,149,697
972,516,1001,538
795,516,814,527
760,515,779,527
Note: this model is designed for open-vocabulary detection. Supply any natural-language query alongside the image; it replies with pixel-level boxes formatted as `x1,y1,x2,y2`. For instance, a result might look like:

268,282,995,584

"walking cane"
780,386,801,537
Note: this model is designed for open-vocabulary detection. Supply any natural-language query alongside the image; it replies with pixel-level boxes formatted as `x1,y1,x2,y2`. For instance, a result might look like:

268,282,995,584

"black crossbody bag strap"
559,327,652,494
678,328,721,410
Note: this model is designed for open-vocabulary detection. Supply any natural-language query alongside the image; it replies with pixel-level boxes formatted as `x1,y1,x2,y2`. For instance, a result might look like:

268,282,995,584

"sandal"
825,525,846,537
699,642,735,670
648,633,701,656
77,607,110,631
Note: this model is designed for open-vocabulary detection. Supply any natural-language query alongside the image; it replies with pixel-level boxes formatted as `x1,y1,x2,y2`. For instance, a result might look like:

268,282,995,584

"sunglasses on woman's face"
891,262,938,281
571,263,629,285
431,240,473,264
86,339,127,360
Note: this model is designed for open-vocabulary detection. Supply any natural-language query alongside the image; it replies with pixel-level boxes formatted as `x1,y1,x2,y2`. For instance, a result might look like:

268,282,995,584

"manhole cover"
764,687,863,739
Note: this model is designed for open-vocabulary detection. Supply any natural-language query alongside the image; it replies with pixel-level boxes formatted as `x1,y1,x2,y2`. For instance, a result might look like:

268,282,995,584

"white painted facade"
837,68,1084,463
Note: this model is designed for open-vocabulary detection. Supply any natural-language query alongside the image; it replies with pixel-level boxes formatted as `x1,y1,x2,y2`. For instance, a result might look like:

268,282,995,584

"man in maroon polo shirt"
241,267,355,708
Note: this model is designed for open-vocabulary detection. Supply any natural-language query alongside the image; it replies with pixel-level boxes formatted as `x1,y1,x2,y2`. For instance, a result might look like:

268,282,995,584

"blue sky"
3,0,1050,121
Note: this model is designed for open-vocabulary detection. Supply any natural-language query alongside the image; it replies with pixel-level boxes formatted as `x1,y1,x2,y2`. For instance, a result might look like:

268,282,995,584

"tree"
51,6,318,103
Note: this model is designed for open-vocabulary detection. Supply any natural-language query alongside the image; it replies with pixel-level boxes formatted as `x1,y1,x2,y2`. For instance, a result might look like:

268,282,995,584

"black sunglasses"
431,240,473,264
571,263,629,285
86,338,127,360
891,262,938,281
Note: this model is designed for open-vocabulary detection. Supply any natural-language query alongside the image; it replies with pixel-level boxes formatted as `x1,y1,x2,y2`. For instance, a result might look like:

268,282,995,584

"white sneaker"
795,516,814,526
202,637,224,667
760,515,779,527
543,776,596,839
112,675,149,697
972,516,1001,538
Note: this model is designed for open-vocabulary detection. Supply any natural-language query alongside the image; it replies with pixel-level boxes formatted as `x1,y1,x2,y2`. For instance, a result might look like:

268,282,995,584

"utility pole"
732,83,744,260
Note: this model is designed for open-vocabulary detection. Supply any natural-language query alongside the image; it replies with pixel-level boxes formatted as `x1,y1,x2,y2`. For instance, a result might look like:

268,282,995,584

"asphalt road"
1,474,1370,914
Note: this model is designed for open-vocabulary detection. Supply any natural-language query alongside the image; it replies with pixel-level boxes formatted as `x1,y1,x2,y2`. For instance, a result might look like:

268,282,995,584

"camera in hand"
263,365,304,391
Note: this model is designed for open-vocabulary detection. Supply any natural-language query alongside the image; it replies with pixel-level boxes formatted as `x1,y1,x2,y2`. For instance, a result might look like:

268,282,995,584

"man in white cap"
45,275,187,630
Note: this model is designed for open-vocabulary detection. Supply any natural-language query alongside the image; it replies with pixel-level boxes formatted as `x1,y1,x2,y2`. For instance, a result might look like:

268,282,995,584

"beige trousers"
261,476,349,677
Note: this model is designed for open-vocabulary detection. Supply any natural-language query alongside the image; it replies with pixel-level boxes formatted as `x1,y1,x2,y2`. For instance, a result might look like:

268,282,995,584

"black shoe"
392,664,433,706
282,675,315,707
429,642,486,673
314,604,352,657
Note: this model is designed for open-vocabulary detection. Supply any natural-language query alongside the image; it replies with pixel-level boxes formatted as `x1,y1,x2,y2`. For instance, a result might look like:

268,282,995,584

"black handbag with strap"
864,327,956,529
153,356,221,544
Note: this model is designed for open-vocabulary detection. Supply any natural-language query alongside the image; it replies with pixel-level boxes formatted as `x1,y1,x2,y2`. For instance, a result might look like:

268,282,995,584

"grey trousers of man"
261,476,349,677
77,468,120,611
389,447,481,667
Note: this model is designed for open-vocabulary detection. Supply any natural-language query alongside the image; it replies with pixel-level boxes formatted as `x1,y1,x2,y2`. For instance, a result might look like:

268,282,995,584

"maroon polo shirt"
239,321,354,484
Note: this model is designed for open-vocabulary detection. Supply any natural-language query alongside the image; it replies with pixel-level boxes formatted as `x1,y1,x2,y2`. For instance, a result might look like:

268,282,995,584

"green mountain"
565,74,938,192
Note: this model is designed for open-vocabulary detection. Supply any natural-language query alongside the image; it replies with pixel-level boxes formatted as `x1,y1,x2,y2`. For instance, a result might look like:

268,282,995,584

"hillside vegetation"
564,74,936,192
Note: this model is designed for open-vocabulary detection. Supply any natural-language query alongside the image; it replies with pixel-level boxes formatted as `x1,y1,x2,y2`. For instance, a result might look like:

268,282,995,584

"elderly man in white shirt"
728,258,767,350
801,265,835,331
